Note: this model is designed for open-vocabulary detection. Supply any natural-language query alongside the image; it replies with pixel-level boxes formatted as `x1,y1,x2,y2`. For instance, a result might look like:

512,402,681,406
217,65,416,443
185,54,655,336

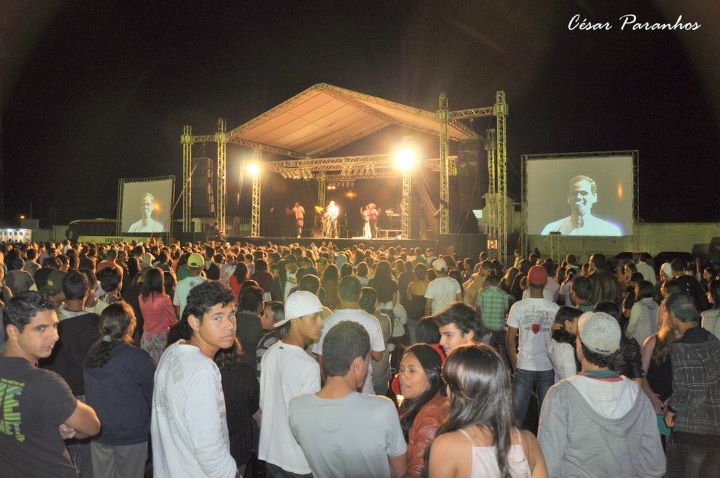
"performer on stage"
366,203,379,238
292,201,305,238
360,205,372,239
324,200,340,238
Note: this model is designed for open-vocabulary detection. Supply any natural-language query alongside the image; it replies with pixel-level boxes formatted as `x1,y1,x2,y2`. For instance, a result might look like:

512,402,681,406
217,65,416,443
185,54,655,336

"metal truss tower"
447,92,509,262
251,149,262,237
216,119,227,234
494,92,508,262
181,125,193,232
485,129,497,251
401,173,412,239
316,173,326,210
437,94,450,235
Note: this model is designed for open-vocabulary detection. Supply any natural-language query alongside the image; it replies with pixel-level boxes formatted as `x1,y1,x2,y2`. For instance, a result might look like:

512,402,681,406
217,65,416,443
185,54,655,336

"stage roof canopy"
226,83,479,158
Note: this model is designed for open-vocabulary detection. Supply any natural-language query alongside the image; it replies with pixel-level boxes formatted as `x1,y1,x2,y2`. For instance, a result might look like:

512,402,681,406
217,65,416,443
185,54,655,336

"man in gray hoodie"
538,312,665,477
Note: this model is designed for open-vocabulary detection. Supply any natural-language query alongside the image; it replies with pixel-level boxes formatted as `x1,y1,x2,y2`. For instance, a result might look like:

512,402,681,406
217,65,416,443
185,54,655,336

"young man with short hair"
569,275,594,312
151,281,238,478
312,275,385,394
173,252,207,318
289,321,407,478
507,265,560,426
259,290,325,478
1,291,100,477
424,258,462,315
538,312,665,477
434,302,479,355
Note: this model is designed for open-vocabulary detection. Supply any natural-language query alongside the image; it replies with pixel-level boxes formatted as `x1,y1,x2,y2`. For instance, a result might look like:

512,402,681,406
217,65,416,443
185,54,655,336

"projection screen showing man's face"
526,155,633,236
120,177,173,233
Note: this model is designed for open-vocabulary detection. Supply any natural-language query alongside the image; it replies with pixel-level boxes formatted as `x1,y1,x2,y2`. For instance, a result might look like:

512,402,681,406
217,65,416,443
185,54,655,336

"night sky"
2,0,719,227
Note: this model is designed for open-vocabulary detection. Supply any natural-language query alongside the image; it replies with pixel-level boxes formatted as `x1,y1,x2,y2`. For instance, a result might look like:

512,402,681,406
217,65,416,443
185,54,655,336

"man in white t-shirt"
151,281,238,478
635,253,657,285
259,291,324,478
173,253,206,318
521,263,560,302
507,265,560,426
424,258,462,315
312,275,384,394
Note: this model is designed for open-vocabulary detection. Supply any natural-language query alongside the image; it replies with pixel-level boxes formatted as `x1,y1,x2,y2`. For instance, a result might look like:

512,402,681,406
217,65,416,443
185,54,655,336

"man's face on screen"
568,179,596,216
142,197,153,218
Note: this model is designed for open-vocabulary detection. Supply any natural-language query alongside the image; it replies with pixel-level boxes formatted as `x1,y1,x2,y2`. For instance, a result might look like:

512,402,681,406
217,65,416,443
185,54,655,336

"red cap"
527,265,548,287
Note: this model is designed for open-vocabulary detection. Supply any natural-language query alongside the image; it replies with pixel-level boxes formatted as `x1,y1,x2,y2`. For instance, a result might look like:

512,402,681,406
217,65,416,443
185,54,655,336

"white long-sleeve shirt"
151,341,236,478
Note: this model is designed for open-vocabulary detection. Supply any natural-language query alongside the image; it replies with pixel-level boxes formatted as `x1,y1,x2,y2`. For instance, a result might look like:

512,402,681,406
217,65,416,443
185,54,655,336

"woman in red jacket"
398,343,448,478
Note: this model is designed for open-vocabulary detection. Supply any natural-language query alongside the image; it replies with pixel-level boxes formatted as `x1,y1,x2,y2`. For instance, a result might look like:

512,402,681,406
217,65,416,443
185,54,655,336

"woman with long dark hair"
321,264,341,310
369,260,406,342
641,303,678,440
398,344,447,478
138,266,177,364
84,302,155,478
428,344,547,477
230,262,249,301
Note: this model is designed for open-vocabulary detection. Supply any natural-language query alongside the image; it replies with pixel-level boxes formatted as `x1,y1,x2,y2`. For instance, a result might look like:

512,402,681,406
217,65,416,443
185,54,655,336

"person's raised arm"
64,401,101,439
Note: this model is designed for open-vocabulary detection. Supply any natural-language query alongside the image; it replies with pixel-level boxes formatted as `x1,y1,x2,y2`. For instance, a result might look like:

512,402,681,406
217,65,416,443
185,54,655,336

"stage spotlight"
393,143,419,173
246,162,261,177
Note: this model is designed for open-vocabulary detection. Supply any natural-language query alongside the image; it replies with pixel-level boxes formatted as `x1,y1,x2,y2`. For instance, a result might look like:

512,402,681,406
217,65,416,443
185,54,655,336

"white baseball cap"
578,312,621,355
277,291,323,327
432,258,447,272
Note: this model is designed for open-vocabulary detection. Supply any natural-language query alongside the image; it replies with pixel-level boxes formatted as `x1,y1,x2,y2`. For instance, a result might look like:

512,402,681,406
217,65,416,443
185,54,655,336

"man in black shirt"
0,291,100,477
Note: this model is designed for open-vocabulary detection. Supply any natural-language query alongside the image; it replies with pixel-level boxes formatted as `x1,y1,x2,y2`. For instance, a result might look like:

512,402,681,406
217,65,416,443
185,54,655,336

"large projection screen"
119,176,174,234
525,153,635,236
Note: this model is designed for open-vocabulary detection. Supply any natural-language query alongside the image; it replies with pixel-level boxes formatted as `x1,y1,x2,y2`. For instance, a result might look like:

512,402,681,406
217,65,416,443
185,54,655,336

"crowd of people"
1,238,719,477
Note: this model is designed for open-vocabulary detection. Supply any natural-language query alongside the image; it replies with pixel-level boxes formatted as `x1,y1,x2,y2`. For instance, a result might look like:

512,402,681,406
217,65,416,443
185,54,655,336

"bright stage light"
246,162,261,177
393,143,419,173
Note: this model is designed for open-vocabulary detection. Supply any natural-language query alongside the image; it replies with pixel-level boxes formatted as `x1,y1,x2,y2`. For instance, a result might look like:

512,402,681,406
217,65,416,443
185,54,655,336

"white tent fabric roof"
226,83,478,157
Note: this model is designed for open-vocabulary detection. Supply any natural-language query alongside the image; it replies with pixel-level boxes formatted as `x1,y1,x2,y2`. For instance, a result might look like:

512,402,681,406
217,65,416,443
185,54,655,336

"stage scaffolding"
180,84,508,258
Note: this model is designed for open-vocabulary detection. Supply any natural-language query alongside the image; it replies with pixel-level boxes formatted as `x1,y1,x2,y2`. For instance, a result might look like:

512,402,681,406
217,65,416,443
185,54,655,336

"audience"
10,237,720,477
